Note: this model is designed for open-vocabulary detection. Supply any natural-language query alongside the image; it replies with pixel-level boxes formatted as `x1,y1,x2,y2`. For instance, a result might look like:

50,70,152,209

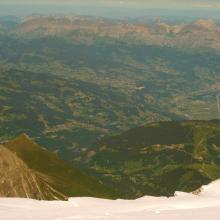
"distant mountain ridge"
1,18,220,165
0,36,220,165
12,16,220,51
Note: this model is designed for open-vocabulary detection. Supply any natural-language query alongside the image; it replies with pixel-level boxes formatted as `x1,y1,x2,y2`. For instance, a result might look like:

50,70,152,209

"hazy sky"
0,0,220,19
0,0,220,9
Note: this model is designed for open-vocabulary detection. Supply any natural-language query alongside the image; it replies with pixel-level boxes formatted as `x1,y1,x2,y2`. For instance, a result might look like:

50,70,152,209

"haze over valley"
1,15,220,161
1,1,220,219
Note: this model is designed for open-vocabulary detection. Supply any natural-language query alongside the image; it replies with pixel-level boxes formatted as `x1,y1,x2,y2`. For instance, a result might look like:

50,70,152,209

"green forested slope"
85,121,220,198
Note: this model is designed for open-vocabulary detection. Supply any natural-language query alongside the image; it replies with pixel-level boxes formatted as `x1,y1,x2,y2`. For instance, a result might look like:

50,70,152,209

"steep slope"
0,145,66,200
85,120,220,198
2,134,115,200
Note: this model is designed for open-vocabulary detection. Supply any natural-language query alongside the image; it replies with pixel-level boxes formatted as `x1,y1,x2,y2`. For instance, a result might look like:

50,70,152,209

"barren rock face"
14,16,220,51
0,134,112,200
194,19,216,30
0,145,66,200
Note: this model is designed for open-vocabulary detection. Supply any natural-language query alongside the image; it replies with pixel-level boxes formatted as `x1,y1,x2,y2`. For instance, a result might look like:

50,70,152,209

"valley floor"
1,180,220,220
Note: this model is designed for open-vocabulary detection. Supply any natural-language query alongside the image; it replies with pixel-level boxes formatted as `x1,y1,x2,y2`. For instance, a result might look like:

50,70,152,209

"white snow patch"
1,180,220,219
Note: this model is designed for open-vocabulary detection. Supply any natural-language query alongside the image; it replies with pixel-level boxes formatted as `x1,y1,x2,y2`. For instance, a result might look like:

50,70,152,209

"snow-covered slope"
1,180,220,220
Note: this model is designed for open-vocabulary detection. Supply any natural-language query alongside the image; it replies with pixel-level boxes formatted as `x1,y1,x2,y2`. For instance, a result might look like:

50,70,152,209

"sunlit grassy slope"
3,134,116,200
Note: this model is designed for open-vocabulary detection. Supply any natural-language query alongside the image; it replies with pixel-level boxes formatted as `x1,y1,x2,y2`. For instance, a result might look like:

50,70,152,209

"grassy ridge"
4,134,116,200
86,120,220,198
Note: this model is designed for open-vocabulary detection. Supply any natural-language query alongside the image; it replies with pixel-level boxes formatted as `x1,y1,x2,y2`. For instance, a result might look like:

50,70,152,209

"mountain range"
1,15,220,200
1,15,220,162
12,16,220,51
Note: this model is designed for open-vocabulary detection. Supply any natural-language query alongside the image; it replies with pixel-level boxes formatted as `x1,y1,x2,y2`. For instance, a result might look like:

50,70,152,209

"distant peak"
4,133,40,150
194,19,216,29
17,133,32,141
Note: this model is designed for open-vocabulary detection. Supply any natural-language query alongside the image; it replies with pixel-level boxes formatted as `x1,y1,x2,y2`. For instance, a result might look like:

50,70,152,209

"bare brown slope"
0,145,67,200
14,16,220,51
